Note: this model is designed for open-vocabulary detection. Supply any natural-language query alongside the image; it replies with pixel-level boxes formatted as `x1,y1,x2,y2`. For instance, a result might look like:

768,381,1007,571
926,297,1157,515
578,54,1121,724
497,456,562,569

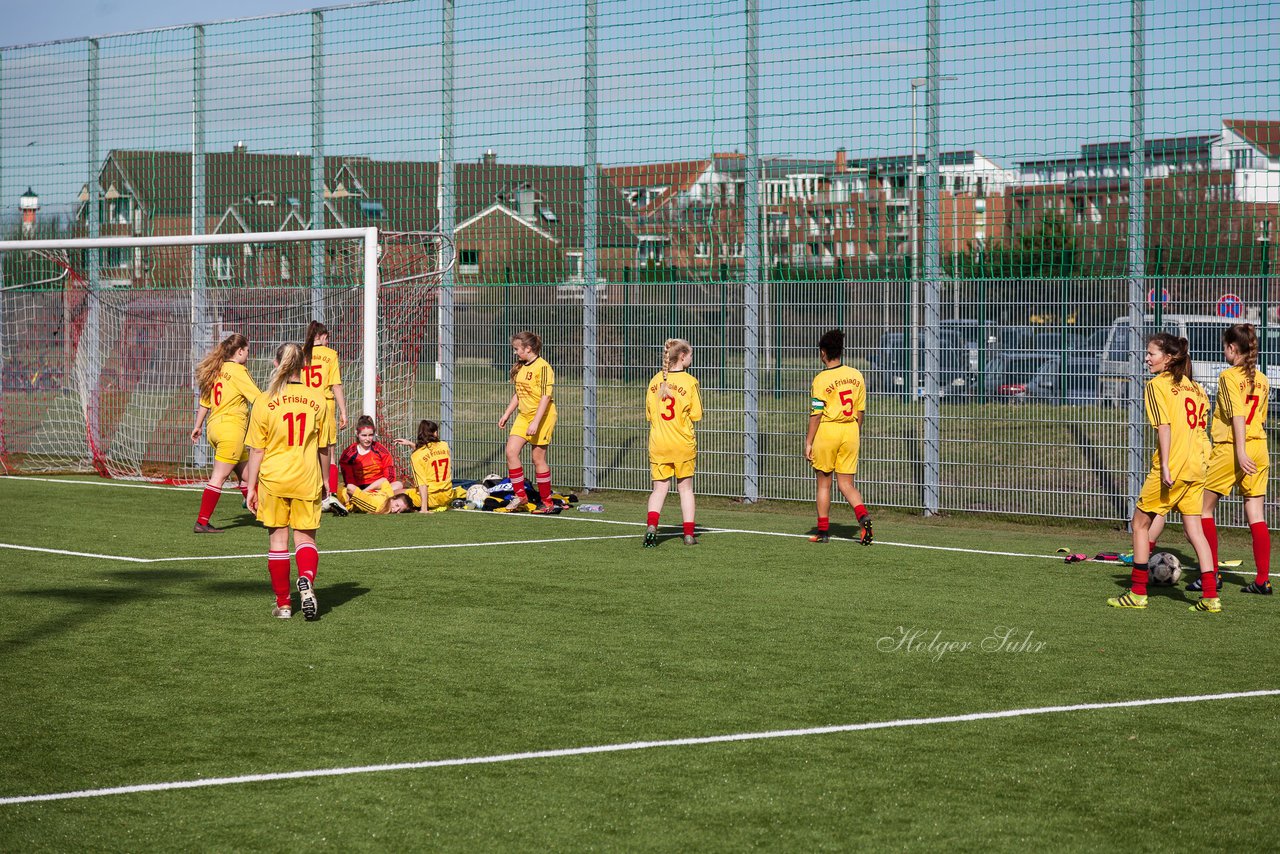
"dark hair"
1147,332,1192,383
303,320,328,366
509,330,543,381
818,329,844,361
1223,323,1259,392
355,414,376,433
416,419,441,448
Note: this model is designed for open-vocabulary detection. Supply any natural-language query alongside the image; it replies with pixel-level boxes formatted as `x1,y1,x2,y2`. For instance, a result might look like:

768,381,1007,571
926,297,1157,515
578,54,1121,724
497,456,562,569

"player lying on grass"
804,329,873,545
244,342,329,621
190,333,261,533
643,338,702,547
1109,332,1219,613
498,330,560,514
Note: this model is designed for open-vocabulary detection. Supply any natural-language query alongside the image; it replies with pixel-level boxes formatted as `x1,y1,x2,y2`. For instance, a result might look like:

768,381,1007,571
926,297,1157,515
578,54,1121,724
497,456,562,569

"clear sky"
1,0,1277,221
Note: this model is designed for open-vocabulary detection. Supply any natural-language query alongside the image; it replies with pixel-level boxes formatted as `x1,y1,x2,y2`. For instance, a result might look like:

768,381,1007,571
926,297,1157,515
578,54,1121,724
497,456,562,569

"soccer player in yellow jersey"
302,321,349,512
190,333,261,533
498,330,559,513
643,339,702,547
1109,333,1220,613
244,343,331,621
1201,324,1271,595
399,419,465,512
805,329,872,545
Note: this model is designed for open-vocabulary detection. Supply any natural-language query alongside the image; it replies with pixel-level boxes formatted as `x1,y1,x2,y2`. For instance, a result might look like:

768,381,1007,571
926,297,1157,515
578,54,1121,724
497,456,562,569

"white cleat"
321,494,348,517
272,605,292,619
297,576,319,621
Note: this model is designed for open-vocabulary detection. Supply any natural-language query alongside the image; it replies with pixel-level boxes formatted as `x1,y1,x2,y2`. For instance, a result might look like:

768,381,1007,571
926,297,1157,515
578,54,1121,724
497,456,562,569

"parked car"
1023,355,1105,405
868,330,972,398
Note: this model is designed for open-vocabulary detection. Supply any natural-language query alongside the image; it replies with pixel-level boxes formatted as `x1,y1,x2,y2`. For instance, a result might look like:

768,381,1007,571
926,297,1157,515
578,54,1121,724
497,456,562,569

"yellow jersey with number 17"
1211,365,1269,444
1144,371,1209,482
411,441,454,493
306,344,342,400
514,356,555,417
811,364,866,423
246,382,329,499
200,361,261,426
646,370,702,463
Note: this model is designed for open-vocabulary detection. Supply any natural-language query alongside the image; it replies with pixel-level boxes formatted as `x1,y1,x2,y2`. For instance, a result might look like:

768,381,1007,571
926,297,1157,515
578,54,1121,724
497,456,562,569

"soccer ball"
465,483,489,510
1149,552,1182,586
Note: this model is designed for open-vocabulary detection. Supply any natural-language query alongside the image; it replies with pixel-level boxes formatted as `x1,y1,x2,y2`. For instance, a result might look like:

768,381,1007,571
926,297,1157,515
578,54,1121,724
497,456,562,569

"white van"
1099,314,1280,408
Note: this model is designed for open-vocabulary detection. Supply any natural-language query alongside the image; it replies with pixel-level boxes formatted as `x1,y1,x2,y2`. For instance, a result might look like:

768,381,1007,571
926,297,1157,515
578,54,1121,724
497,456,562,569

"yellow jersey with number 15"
1144,371,1209,482
305,344,342,400
811,364,866,424
246,382,329,499
1211,365,1270,444
646,370,702,463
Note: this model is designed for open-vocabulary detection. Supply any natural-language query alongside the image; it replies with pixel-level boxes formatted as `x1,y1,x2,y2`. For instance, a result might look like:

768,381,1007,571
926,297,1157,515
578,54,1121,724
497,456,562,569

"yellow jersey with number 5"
646,370,702,463
1144,371,1208,482
247,381,329,498
810,364,866,424
1211,366,1269,444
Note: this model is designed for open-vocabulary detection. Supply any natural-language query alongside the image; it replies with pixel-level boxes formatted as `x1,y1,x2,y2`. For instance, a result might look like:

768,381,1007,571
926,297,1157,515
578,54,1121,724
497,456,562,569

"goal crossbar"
0,227,382,422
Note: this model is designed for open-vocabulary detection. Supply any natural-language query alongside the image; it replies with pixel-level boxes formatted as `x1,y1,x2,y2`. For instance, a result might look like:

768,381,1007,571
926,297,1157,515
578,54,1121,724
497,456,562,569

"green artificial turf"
0,475,1277,851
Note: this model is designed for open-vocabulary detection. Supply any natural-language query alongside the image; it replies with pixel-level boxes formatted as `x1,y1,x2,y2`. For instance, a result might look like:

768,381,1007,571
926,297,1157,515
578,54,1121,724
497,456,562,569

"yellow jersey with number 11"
247,382,329,499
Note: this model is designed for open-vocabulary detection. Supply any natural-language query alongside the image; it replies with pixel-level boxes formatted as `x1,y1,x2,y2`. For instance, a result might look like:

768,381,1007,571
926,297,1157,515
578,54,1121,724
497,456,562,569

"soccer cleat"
683,534,698,546
530,502,561,515
296,576,319,622
1189,596,1222,613
500,496,527,512
1106,591,1148,609
1240,581,1273,595
643,526,658,548
321,494,349,517
193,522,224,534
858,518,874,546
1186,572,1222,593
809,532,830,543
272,605,292,620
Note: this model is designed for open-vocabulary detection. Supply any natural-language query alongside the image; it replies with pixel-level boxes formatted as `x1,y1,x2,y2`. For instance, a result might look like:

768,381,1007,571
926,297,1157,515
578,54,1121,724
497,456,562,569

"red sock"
536,470,553,504
1201,567,1218,598
328,464,339,495
647,511,660,527
1148,541,1157,554
509,467,528,501
237,483,249,499
683,521,695,537
1250,521,1271,584
1131,565,1148,596
295,543,318,582
817,516,830,533
853,504,868,522
197,485,222,525
268,551,291,606
1201,518,1220,572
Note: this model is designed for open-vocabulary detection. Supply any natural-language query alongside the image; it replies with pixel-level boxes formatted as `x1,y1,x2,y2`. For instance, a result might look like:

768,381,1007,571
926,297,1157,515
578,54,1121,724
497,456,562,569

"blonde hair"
195,333,248,397
509,330,543,381
267,342,307,398
659,338,692,399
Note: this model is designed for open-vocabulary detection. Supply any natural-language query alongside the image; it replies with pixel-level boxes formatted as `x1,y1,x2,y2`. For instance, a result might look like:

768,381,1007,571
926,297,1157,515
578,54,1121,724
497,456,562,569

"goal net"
0,228,449,483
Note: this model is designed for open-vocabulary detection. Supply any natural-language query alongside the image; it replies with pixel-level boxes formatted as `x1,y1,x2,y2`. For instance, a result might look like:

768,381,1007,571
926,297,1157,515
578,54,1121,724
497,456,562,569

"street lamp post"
910,75,956,398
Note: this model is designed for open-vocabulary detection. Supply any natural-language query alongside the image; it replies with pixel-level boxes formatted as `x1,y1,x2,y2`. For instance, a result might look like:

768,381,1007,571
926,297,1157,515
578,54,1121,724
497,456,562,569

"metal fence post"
85,38,102,458
742,0,760,503
439,0,456,444
922,0,942,516
311,12,326,324
192,26,209,467
582,0,598,492
1126,0,1146,519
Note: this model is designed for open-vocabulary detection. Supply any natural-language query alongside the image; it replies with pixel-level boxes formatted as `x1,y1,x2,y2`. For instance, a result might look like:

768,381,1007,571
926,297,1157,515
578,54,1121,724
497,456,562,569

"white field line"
0,542,152,563
0,475,199,492
2,688,1275,807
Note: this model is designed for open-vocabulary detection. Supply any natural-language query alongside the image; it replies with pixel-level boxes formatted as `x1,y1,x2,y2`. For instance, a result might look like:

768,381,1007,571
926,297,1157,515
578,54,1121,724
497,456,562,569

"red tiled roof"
1225,119,1280,159
603,159,709,214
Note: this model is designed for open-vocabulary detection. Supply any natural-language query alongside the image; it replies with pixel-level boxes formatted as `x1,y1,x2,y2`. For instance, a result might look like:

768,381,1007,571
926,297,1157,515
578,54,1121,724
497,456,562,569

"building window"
280,254,291,281
565,252,583,280
101,247,131,270
459,250,479,275
213,256,233,281
359,200,385,219
694,241,710,258
1230,149,1254,171
106,197,131,225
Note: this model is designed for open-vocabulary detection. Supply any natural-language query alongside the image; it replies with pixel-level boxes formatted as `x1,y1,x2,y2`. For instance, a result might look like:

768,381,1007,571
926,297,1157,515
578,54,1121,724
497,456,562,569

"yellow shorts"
1204,440,1269,498
350,482,395,514
511,409,556,446
1136,470,1204,517
257,487,322,530
207,419,249,466
424,487,458,510
811,422,861,475
319,399,338,447
651,459,695,481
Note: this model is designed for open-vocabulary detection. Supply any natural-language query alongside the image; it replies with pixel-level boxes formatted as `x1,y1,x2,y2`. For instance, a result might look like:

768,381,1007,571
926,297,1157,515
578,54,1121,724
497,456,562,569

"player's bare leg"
529,444,558,514
676,476,697,545
645,479,670,547
836,473,872,545
811,470,833,543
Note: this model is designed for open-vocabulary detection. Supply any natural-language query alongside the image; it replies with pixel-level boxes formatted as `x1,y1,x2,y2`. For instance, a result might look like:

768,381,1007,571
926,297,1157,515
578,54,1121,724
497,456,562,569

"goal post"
0,227,448,482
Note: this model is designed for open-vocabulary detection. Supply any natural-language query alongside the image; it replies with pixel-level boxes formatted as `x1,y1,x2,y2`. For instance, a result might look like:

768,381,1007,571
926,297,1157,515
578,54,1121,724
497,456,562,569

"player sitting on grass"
643,338,702,547
804,329,872,545
395,419,465,513
333,415,401,511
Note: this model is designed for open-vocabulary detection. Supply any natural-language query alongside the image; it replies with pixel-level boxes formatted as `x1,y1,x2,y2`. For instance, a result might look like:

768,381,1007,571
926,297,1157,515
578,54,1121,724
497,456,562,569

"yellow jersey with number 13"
247,382,329,499
514,356,555,417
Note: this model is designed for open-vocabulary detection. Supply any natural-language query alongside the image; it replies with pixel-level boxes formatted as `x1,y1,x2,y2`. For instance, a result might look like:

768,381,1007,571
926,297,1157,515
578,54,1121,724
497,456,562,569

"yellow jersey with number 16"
200,361,261,427
247,382,329,499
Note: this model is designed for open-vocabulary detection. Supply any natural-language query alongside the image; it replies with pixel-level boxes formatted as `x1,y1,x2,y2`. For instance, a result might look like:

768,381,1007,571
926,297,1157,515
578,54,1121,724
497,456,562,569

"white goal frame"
0,227,383,421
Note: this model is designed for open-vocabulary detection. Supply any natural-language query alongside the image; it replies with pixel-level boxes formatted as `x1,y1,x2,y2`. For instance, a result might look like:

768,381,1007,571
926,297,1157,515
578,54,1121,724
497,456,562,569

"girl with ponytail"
1199,324,1272,595
190,333,260,533
643,339,702,547
1110,332,1219,613
242,342,331,621
498,331,560,513
302,320,349,510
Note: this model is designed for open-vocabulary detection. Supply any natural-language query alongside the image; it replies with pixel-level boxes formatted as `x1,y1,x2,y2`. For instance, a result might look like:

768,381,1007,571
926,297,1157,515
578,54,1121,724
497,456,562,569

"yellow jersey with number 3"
646,370,702,463
305,344,342,400
514,356,555,417
810,364,866,423
1144,371,1209,482
1210,366,1269,444
411,441,454,492
199,361,261,426
247,382,329,499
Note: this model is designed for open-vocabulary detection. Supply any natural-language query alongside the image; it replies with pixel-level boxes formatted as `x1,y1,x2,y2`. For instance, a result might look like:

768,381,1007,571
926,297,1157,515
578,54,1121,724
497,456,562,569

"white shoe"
297,576,319,621
272,605,292,619
321,494,348,517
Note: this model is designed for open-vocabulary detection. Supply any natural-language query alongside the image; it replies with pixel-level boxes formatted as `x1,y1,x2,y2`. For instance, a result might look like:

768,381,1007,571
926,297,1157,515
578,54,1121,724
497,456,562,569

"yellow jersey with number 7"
1210,365,1269,444
246,382,329,499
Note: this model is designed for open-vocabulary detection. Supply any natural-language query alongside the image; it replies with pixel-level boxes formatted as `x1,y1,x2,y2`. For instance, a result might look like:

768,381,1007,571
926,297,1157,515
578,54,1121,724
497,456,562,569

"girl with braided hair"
643,338,702,547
